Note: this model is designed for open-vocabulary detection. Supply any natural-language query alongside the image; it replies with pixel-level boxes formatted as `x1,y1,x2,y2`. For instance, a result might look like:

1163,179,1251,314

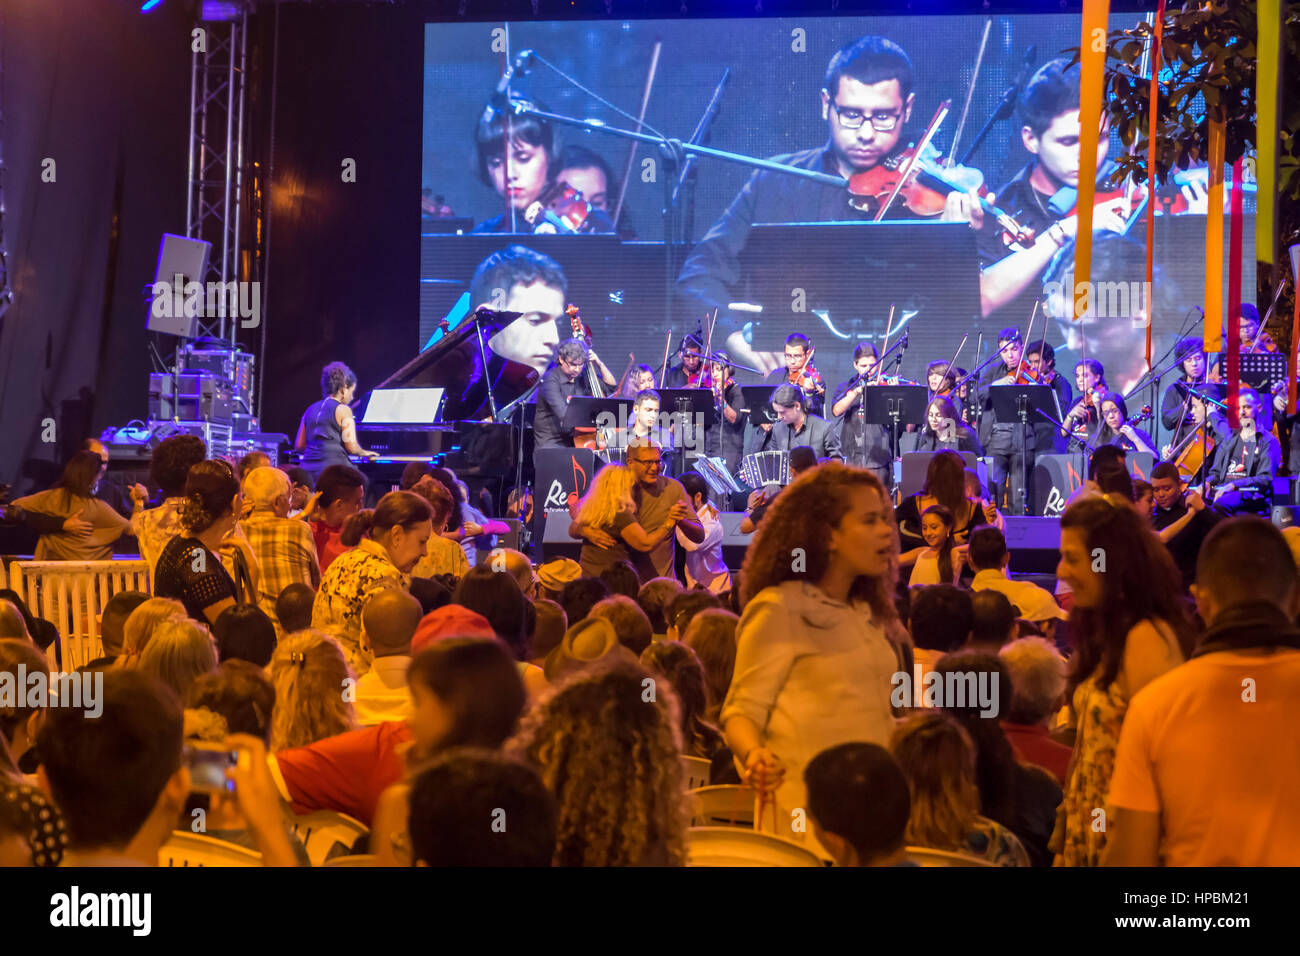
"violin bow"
658,330,673,389
933,333,969,401
875,304,897,385
945,19,992,172
612,39,662,230
874,101,950,222
1013,301,1039,383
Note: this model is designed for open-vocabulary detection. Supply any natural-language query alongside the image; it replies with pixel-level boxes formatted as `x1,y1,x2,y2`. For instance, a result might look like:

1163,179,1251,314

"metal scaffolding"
185,3,250,344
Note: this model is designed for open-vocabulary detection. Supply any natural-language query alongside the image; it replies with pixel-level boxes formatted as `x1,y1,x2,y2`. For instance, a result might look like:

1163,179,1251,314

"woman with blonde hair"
121,597,186,659
889,711,1029,866
135,616,218,701
724,463,905,854
570,464,679,579
268,631,357,751
509,661,692,866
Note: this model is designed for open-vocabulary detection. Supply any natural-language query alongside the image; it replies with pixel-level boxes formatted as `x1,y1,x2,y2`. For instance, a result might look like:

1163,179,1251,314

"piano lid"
369,309,539,422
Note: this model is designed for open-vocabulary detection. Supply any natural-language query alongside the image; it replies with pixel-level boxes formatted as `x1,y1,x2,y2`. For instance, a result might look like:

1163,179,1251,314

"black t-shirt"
1153,501,1224,589
154,535,236,624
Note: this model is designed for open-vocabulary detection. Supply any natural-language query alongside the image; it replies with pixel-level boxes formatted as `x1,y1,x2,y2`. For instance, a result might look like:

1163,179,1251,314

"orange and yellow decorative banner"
1073,0,1112,321
1203,119,1226,352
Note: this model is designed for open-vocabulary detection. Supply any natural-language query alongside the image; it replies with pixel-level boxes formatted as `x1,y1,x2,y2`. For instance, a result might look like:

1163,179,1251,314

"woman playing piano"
295,362,379,485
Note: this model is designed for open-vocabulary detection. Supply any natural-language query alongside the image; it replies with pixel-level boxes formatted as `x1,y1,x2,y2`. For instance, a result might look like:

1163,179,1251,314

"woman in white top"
721,463,903,854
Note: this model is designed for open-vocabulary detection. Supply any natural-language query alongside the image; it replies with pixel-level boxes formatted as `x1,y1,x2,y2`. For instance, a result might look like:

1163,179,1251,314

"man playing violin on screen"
676,35,983,377
973,58,1131,322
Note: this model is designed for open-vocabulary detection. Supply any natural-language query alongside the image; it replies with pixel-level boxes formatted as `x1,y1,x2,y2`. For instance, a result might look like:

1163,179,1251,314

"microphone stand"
959,45,1036,166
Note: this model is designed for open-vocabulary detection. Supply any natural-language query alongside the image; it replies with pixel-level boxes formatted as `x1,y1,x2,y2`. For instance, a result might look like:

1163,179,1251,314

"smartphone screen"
185,744,237,794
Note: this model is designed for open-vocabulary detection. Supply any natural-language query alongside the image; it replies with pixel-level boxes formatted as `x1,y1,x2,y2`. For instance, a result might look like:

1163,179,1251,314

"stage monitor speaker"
541,511,582,561
1004,516,1061,575
147,233,212,338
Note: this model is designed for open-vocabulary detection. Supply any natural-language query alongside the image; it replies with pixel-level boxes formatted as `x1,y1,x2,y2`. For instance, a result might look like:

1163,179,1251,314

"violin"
787,346,826,396
1045,161,1149,237
524,181,594,235
847,104,1035,248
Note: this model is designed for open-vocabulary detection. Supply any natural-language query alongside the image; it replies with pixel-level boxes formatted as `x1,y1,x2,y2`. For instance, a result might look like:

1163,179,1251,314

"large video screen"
421,14,1253,408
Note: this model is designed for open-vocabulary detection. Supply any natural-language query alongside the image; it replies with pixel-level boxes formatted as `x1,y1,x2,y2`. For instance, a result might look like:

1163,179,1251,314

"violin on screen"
524,181,594,234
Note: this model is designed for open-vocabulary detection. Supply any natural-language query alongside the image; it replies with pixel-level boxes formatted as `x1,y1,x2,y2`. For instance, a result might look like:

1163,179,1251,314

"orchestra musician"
663,333,708,389
472,110,615,235
609,389,676,460
676,35,983,376
750,384,842,461
905,395,985,456
1062,359,1108,439
533,338,617,448
1021,341,1072,454
1161,338,1209,433
974,58,1131,322
830,343,892,487
556,145,616,214
1239,304,1278,353
926,361,957,396
770,333,826,418
979,328,1037,514
1094,394,1156,456
1205,389,1281,516
705,352,746,475
616,363,657,400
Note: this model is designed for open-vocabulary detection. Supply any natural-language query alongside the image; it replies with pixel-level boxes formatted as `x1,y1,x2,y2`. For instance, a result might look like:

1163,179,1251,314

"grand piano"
353,309,538,490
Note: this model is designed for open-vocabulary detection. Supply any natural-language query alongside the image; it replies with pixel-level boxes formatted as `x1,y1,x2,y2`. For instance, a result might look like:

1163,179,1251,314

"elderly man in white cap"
239,466,321,634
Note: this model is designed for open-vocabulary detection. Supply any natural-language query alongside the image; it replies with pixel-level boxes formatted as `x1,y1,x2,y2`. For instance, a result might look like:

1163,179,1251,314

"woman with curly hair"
268,630,357,751
570,463,681,579
509,661,692,866
1053,496,1194,867
153,461,246,627
890,711,1029,866
723,463,904,854
295,361,379,485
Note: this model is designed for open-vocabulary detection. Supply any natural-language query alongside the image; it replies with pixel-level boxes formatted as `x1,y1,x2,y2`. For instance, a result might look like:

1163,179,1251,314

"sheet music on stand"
696,456,744,498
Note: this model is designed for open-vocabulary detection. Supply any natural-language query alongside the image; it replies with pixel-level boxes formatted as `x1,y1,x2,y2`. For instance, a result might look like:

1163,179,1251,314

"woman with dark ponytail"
312,491,434,669
153,461,244,626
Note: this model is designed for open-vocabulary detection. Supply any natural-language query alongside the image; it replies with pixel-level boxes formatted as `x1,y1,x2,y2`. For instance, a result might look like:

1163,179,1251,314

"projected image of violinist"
472,110,617,235
676,35,986,377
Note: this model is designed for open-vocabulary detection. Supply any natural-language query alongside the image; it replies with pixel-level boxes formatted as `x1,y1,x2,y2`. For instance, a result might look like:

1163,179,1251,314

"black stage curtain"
0,0,189,493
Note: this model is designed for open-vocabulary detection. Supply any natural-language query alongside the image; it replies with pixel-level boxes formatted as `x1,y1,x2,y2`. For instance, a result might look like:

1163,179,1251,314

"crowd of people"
1,434,1298,869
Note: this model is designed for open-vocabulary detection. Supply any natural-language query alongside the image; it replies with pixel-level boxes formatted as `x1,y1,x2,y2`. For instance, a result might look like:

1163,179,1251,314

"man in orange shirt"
1103,517,1300,866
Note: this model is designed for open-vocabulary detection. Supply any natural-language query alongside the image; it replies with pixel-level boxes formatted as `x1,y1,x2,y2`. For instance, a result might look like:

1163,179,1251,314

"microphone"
480,49,535,127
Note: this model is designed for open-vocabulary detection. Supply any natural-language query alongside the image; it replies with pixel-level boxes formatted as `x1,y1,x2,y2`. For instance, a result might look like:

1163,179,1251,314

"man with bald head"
239,466,321,634
355,588,424,725
487,547,537,599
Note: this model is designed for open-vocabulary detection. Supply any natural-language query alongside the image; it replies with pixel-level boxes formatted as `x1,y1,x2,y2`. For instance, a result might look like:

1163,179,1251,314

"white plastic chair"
680,754,712,791
160,832,263,867
688,785,755,828
905,846,999,867
289,810,370,865
322,854,379,867
7,559,151,670
686,827,824,867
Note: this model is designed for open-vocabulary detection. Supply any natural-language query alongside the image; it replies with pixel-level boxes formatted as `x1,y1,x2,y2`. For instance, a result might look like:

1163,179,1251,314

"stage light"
140,0,165,11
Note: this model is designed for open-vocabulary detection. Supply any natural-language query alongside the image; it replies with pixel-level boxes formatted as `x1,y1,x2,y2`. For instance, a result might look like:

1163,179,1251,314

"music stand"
740,385,779,426
990,383,1055,516
562,396,632,438
863,385,928,483
1239,353,1287,390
